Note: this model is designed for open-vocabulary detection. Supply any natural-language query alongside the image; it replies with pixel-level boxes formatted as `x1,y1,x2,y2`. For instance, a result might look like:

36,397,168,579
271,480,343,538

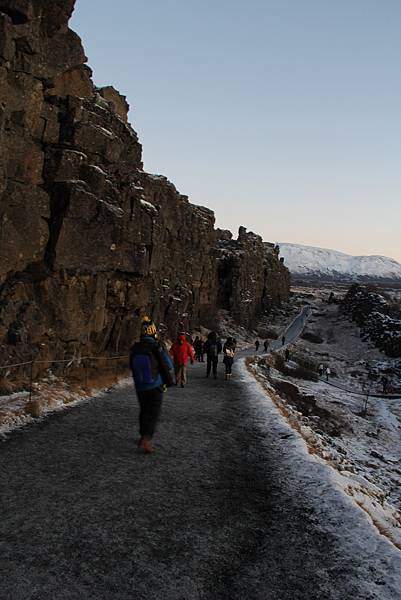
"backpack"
130,344,160,386
208,342,218,357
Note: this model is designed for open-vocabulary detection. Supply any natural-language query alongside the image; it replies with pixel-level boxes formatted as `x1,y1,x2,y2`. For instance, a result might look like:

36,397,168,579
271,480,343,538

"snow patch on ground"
248,285,401,552
240,358,401,597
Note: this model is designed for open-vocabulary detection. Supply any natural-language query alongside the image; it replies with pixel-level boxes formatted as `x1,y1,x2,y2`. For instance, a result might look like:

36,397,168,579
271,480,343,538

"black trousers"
224,357,233,375
206,356,218,377
137,387,163,438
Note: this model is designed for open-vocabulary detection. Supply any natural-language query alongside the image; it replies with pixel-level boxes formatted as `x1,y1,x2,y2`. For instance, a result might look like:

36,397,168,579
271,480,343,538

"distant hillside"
279,243,401,283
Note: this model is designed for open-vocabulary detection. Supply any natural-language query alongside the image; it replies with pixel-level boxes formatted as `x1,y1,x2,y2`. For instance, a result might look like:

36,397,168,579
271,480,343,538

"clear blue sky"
71,0,401,262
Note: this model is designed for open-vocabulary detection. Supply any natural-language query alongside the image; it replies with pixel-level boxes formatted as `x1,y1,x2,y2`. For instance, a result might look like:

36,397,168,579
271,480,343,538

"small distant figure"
255,339,260,352
381,375,389,394
325,367,331,382
263,339,269,353
169,333,194,388
223,337,236,380
193,336,203,362
204,331,222,379
199,337,205,362
328,291,335,304
318,364,324,377
284,348,290,362
281,335,286,346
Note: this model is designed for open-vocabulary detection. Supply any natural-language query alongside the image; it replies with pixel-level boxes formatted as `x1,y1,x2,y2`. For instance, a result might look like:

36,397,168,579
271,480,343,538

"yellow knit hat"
141,315,158,337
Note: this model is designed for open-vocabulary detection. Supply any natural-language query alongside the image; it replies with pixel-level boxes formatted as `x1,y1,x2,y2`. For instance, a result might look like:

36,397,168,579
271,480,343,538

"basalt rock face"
0,0,218,370
215,228,290,329
0,0,288,373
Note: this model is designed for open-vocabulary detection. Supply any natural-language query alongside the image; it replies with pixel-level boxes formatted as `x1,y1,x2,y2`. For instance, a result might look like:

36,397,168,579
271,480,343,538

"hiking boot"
142,437,154,453
138,436,154,453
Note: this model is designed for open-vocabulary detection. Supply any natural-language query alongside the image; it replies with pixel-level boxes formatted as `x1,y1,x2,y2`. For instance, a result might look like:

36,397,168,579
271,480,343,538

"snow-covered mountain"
279,243,401,283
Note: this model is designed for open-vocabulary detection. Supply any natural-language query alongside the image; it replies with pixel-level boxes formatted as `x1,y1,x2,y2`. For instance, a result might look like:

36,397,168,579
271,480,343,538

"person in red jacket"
169,333,194,387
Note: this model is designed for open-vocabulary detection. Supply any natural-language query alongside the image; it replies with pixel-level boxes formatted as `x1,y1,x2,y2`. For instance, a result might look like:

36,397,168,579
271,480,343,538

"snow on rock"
139,199,158,214
279,243,401,282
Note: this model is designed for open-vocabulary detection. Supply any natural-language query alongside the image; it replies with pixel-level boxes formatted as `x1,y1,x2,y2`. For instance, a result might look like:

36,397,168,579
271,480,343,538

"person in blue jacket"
129,316,174,453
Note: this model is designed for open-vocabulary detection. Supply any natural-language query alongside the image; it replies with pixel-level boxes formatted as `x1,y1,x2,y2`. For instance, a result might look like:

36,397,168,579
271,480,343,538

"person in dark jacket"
255,339,260,352
193,336,203,361
130,316,173,453
199,337,205,362
203,331,222,379
263,339,269,353
223,337,235,380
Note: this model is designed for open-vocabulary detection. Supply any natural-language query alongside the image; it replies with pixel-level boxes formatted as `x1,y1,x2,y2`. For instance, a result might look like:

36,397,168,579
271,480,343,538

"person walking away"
199,338,205,362
255,339,260,352
169,333,194,388
130,316,174,453
193,336,203,361
204,331,222,379
285,347,290,362
318,364,324,377
325,367,331,382
223,337,235,380
281,335,286,346
263,339,269,352
381,375,389,394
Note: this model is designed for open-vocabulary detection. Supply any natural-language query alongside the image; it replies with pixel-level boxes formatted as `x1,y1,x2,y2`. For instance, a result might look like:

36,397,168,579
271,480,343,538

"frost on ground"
0,375,132,439
250,285,401,550
241,358,401,598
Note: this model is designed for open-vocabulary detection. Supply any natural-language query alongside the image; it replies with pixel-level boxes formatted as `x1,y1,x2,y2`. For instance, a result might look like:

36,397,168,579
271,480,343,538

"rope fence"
0,354,130,402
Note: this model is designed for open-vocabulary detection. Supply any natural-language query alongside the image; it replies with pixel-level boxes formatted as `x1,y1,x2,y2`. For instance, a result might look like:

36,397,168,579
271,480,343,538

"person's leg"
206,356,211,377
212,357,218,378
137,393,148,438
182,365,187,385
178,365,186,387
137,388,162,452
174,363,180,385
146,389,162,438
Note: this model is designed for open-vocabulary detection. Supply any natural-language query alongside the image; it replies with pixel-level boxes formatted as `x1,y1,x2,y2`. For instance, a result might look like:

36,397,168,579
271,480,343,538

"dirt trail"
0,359,399,600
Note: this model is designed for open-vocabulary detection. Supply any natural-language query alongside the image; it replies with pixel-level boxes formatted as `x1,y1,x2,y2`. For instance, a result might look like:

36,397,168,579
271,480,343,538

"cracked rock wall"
0,0,289,371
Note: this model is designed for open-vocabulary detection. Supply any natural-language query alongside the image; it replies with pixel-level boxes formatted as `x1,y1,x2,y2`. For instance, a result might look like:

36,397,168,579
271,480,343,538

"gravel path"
1,357,399,600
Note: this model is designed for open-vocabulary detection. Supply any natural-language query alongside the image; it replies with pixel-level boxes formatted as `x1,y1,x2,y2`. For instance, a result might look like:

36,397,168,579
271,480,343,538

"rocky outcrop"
0,0,289,376
341,284,401,357
215,228,290,329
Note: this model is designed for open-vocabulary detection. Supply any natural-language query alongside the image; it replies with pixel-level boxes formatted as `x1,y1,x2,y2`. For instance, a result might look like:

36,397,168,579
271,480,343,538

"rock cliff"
341,284,401,358
0,0,289,375
215,228,290,329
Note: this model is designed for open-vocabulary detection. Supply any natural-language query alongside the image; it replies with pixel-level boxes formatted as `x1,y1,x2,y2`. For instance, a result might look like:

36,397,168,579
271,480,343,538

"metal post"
85,359,88,390
29,360,34,402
